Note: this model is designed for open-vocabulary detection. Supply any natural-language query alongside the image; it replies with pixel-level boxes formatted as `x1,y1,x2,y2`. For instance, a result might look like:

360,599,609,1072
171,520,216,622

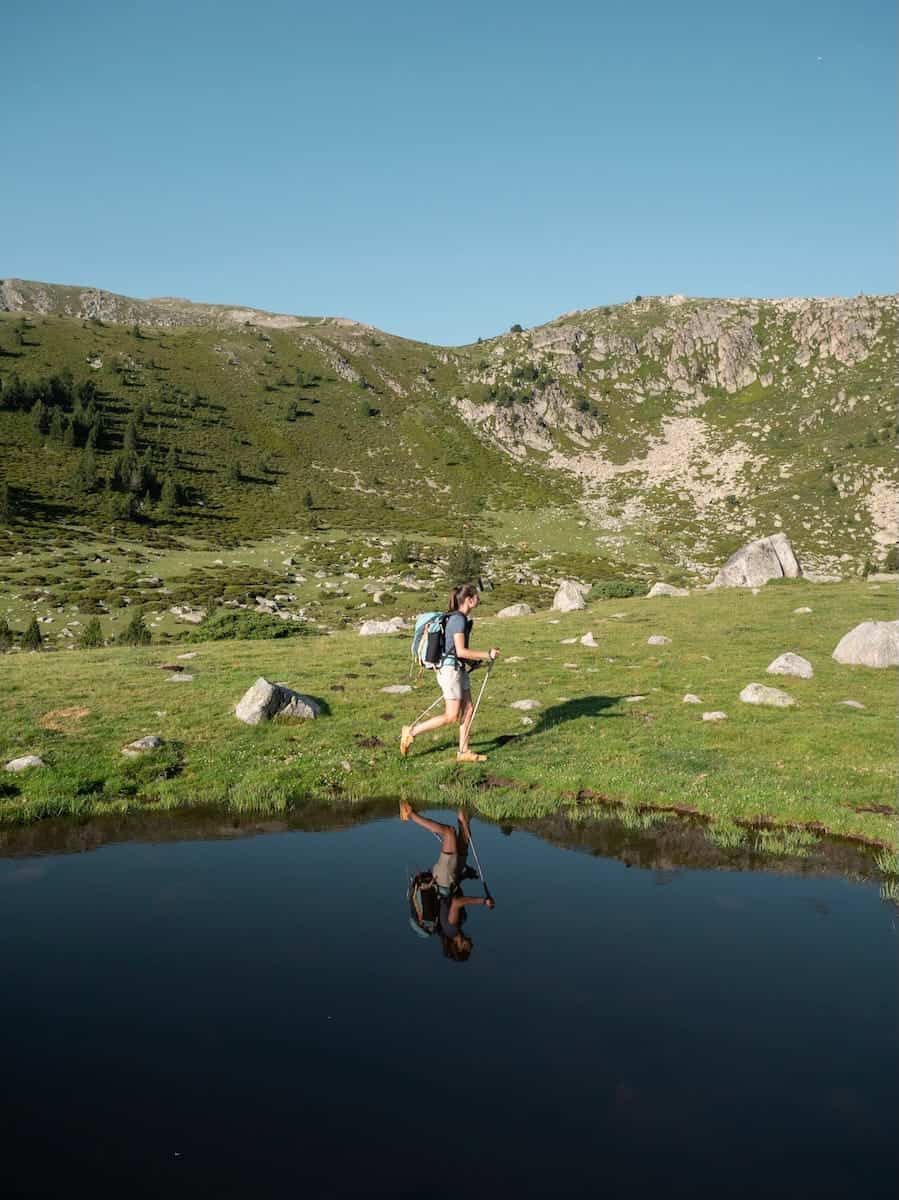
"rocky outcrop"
552,580,588,612
647,582,689,598
497,603,533,618
359,617,406,636
739,683,796,707
712,534,801,588
832,621,899,668
4,755,45,771
235,677,321,724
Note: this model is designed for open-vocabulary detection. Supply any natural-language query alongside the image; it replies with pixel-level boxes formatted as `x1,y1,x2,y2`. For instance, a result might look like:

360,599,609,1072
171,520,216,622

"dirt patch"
39,706,90,732
476,775,535,792
845,802,897,816
355,735,384,749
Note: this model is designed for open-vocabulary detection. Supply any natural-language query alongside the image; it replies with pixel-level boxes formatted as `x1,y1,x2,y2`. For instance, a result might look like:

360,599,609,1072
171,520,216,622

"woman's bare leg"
406,810,457,852
411,699,461,738
457,694,474,752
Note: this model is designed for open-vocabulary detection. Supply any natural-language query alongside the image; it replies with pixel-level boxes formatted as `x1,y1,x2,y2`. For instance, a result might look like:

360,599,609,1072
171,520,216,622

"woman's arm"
453,630,498,663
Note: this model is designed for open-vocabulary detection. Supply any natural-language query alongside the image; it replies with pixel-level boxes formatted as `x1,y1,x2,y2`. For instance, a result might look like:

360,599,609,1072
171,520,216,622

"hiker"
401,583,499,763
400,804,494,962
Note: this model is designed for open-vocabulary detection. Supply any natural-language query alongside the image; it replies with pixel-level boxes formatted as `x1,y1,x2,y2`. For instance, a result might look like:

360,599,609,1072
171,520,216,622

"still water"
1,810,896,1199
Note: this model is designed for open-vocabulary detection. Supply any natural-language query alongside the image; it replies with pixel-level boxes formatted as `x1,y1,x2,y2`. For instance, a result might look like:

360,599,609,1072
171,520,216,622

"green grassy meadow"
2,580,895,864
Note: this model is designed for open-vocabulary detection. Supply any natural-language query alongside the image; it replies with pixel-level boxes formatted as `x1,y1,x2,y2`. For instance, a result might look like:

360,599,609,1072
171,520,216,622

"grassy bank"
1,581,896,856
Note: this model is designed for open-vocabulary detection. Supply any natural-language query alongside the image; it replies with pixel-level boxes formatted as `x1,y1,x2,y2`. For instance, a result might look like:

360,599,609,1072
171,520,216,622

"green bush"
586,580,647,602
187,610,313,641
883,545,899,572
391,537,414,565
0,616,11,651
445,541,483,585
119,611,151,646
22,616,44,651
79,617,104,648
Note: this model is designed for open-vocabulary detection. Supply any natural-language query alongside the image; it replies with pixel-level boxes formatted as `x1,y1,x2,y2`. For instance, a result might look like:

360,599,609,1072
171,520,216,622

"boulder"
579,632,598,647
358,617,406,636
510,699,541,711
739,683,795,707
169,605,206,624
711,533,802,588
122,735,163,757
497,603,533,618
767,653,814,679
5,755,45,772
167,673,194,682
832,621,899,668
839,700,865,709
805,573,841,583
702,711,727,722
380,684,413,695
235,677,321,725
647,582,689,598
552,580,588,612
793,607,813,614
683,694,701,704
647,635,671,646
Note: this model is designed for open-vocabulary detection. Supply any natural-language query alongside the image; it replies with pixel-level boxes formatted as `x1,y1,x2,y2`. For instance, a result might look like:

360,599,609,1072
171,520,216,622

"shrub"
187,610,312,641
445,541,483,585
586,580,647,602
510,324,524,334
883,545,899,572
391,537,414,565
119,612,151,646
79,617,104,648
22,617,43,651
0,617,11,651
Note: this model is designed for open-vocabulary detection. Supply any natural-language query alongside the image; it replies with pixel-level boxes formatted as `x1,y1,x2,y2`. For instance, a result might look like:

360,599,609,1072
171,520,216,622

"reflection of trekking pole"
467,657,494,737
465,823,492,902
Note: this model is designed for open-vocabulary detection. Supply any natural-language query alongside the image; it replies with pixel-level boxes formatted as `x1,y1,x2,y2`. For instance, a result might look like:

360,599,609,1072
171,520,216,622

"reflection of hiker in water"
400,804,494,962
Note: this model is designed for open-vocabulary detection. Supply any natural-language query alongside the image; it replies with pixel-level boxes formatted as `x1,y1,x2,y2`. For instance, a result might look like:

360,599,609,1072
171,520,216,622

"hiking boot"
456,751,487,763
400,726,414,757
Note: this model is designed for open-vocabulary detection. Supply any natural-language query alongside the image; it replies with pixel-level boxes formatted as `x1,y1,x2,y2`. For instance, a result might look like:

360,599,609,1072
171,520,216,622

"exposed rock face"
647,582,689,598
169,605,206,624
497,603,534,618
359,617,406,636
122,735,163,756
767,653,813,679
552,580,588,612
235,677,321,724
739,683,796,707
5,755,45,771
712,534,801,588
832,621,899,668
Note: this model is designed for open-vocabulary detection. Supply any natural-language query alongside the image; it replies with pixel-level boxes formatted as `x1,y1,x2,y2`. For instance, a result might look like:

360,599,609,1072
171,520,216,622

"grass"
1,581,895,864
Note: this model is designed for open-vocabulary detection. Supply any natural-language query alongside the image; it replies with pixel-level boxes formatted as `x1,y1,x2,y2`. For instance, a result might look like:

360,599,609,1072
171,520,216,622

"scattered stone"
647,582,689,598
832,621,899,668
169,605,206,624
739,683,796,707
702,711,728,722
122,735,163,757
497,603,534,618
5,755,45,772
519,716,535,726
839,700,865,709
793,607,813,614
176,652,199,660
560,637,577,644
624,695,647,702
683,694,701,704
563,662,578,668
805,573,842,583
235,677,321,724
579,632,598,647
767,653,813,679
340,760,352,772
866,572,899,582
380,684,413,694
647,635,671,646
159,663,184,673
711,533,801,588
506,656,524,663
552,580,588,612
510,699,541,711
167,673,194,683
137,576,163,588
359,617,406,636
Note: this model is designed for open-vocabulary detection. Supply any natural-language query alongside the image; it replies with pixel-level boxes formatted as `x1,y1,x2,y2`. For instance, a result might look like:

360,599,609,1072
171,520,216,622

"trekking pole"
467,657,494,736
410,693,444,729
465,823,493,902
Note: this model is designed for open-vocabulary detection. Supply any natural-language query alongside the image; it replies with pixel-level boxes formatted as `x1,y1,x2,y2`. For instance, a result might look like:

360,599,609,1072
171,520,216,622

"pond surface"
1,810,896,1199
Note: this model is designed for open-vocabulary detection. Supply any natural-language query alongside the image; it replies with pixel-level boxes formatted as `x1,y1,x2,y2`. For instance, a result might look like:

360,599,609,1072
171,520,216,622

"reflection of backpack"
407,870,440,937
411,611,449,670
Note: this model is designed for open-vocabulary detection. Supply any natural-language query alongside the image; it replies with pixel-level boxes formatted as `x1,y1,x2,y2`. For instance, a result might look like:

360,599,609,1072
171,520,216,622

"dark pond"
1,808,896,1199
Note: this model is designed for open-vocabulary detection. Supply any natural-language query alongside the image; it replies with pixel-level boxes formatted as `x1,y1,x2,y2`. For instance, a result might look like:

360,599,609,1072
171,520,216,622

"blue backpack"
411,610,449,670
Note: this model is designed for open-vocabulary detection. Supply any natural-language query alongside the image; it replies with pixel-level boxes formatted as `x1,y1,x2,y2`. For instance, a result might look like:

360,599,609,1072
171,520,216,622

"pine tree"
0,616,11,651
123,419,138,454
75,445,98,492
63,419,77,449
303,489,314,510
0,480,11,521
120,610,151,646
49,407,66,441
79,617,104,648
22,616,43,651
159,475,179,517
164,444,177,474
228,462,241,484
31,398,47,435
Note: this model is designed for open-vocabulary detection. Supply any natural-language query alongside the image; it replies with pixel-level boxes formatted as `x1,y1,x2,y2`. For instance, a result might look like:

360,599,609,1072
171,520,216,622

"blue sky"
2,0,895,344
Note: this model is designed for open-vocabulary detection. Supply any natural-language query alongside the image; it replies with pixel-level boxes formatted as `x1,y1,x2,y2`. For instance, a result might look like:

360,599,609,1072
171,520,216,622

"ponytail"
449,582,479,612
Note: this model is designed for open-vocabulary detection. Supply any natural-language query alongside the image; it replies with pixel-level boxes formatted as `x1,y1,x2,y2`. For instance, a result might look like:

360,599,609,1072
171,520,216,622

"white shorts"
436,663,471,702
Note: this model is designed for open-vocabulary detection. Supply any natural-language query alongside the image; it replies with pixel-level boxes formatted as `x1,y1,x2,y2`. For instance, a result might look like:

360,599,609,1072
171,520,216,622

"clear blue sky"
2,0,895,344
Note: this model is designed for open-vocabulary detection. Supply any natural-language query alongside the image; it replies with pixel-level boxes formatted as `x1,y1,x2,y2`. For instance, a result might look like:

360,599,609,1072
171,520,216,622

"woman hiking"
400,583,499,763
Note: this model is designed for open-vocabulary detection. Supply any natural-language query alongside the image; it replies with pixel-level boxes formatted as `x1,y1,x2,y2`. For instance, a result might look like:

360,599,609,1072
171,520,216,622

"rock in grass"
711,533,801,588
839,699,865,709
510,699,541,711
177,652,199,660
505,656,525,663
767,653,813,679
497,603,533,618
552,580,588,612
122,735,163,757
580,632,598,647
167,673,194,682
647,635,671,646
739,683,795,707
831,620,899,668
647,582,689,598
5,755,45,771
702,711,727,722
235,677,320,725
169,605,206,624
683,693,702,704
560,637,577,644
793,607,813,614
380,684,412,694
358,617,406,636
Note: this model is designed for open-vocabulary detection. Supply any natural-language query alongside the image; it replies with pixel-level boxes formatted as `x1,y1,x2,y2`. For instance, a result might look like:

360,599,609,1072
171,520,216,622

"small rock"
647,635,671,646
497,603,534,618
579,632,598,647
647,582,688,598
839,699,865,709
510,699,541,711
739,683,795,707
793,607,813,614
359,617,406,636
767,653,813,679
560,637,577,645
380,684,413,694
176,652,199,660
624,695,647,702
683,694,701,704
167,673,194,682
169,605,206,624
122,735,163,757
340,760,352,772
5,755,45,772
702,711,728,722
506,656,524,663
519,716,534,726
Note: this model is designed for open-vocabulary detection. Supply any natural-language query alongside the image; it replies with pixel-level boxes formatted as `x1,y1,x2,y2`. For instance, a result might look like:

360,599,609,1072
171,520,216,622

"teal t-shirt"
443,613,470,662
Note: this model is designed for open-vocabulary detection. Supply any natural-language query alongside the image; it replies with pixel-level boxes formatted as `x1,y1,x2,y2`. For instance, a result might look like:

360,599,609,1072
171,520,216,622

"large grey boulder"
552,580,588,612
358,617,406,636
5,755,45,772
832,621,899,668
497,603,534,618
647,582,689,598
235,677,321,725
739,683,796,707
767,653,814,679
712,534,801,588
122,735,163,757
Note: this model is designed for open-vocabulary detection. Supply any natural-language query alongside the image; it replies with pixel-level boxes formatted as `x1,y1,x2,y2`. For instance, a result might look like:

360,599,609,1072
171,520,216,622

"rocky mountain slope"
1,279,896,576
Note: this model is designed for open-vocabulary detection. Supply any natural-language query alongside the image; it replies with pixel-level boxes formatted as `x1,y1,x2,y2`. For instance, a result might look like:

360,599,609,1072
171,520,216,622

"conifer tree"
120,610,151,646
0,480,11,521
0,616,11,651
22,616,43,651
49,407,66,441
159,475,179,517
123,419,138,454
31,398,47,435
63,419,77,449
79,617,104,648
75,445,98,492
